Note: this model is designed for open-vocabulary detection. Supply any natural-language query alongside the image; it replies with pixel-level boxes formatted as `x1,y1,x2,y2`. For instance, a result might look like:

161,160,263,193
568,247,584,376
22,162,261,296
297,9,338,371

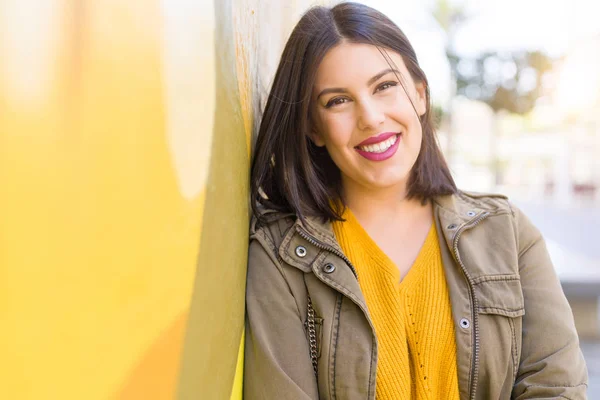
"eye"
375,81,398,93
325,97,349,108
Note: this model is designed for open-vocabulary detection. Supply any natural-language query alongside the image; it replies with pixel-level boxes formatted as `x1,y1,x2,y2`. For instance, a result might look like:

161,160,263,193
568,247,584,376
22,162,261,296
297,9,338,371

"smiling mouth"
356,133,401,153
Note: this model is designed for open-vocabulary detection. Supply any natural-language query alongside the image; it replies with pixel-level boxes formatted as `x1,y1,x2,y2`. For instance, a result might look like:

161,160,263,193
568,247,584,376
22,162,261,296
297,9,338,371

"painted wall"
0,0,328,399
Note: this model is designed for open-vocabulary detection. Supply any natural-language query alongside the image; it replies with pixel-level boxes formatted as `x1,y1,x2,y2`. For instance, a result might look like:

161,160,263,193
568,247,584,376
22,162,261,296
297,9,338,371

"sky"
450,0,600,57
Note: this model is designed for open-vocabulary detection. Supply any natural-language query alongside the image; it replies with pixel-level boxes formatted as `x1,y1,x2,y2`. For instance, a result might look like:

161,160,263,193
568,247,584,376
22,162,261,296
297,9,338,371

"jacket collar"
254,191,511,272
296,191,509,242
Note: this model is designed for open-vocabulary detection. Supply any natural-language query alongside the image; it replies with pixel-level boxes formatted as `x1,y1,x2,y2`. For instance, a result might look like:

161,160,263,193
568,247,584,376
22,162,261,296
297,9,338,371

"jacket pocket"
474,275,525,388
474,275,525,318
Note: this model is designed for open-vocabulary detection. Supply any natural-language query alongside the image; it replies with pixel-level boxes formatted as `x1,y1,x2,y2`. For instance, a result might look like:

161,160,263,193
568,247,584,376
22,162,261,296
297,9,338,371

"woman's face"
311,42,427,196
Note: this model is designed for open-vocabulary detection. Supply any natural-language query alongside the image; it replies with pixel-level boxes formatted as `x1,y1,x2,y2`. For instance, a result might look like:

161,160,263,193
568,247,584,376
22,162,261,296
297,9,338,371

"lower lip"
355,134,401,161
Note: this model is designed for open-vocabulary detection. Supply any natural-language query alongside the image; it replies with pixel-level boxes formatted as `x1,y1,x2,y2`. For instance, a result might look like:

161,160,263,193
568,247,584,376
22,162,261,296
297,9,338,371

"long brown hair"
251,2,456,223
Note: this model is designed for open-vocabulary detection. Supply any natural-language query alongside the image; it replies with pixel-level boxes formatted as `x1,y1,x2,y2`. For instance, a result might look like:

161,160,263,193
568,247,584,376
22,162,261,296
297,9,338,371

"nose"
357,98,385,131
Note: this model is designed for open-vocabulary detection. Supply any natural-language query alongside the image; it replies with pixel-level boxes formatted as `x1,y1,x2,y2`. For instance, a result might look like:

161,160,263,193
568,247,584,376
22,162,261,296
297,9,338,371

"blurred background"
361,0,600,394
0,0,598,398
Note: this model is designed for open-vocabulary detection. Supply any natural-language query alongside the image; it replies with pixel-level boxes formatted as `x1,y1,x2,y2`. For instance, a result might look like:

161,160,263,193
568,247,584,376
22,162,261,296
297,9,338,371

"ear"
414,81,427,117
308,130,326,147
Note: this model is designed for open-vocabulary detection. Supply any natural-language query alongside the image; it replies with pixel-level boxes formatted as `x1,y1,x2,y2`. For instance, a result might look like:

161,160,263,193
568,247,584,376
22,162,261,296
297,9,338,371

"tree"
447,50,554,114
447,50,554,184
432,1,556,185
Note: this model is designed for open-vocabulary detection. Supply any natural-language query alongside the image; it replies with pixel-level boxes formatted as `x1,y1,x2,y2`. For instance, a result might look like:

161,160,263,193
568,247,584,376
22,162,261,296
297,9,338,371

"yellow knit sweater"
332,208,460,400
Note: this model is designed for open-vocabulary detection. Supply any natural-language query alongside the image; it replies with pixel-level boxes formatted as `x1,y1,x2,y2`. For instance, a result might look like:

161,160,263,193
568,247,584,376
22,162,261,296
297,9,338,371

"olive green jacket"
244,191,588,399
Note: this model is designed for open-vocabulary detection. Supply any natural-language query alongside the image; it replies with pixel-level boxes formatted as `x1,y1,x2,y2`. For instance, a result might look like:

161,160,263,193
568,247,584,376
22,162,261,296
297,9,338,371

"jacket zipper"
452,211,490,400
296,225,359,278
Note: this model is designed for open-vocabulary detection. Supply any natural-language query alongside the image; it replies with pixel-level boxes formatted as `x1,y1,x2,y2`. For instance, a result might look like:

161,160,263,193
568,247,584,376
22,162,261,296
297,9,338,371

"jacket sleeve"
511,205,588,399
244,238,319,400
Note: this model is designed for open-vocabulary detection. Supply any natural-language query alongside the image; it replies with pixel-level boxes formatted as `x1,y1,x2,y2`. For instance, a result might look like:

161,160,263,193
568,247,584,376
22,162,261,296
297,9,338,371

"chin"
366,173,410,190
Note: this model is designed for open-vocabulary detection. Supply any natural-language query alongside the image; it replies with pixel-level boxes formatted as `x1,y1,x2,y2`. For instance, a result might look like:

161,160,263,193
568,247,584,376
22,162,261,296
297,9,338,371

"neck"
342,180,427,223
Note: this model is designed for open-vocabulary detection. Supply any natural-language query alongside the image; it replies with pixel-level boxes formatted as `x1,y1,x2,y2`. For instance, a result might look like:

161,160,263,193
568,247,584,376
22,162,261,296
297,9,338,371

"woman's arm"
244,239,319,400
511,205,588,399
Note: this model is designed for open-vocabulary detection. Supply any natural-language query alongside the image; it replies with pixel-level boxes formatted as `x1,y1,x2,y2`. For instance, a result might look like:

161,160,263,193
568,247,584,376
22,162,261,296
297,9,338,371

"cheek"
407,127,424,157
320,113,355,147
390,95,423,129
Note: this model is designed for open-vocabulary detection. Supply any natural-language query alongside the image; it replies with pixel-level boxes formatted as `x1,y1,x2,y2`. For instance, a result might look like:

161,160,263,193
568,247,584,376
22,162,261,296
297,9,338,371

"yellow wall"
0,0,326,398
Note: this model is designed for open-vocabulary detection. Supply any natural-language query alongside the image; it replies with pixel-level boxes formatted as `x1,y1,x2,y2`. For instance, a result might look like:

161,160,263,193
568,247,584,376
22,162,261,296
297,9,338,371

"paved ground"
582,340,600,396
514,201,600,292
515,201,600,396
514,201,600,261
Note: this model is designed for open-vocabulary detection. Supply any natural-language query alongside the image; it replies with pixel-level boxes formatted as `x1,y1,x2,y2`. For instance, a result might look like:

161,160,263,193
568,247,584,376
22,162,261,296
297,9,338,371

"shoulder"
434,189,515,219
454,190,543,252
456,190,514,214
250,204,297,258
247,208,308,311
437,189,540,243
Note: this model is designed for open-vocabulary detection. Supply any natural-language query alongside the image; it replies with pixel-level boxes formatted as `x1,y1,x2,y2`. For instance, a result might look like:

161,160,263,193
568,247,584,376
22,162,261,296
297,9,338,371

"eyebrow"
316,68,400,100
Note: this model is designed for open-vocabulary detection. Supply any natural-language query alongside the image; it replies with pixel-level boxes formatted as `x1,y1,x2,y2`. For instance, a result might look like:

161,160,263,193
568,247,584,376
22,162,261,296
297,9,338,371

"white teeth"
358,135,398,153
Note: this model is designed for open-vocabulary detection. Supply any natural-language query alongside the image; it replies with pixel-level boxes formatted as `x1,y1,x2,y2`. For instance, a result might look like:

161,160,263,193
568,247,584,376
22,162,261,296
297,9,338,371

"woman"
244,2,588,399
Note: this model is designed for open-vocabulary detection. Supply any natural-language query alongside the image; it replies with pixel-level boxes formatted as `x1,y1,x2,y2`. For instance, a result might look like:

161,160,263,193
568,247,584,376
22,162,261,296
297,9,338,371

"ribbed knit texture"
332,208,460,400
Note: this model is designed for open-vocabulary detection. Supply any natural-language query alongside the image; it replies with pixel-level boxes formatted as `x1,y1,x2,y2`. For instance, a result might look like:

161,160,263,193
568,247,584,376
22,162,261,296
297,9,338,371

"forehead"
314,42,409,89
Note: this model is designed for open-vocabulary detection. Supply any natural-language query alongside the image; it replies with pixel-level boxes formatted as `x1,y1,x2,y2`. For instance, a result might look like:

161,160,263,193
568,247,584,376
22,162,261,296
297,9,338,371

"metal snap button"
447,223,458,230
460,318,470,329
323,263,336,274
295,246,307,258
466,211,476,217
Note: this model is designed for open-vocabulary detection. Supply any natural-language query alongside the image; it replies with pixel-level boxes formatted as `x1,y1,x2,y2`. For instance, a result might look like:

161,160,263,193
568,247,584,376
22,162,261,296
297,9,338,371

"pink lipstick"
357,132,398,147
355,132,401,162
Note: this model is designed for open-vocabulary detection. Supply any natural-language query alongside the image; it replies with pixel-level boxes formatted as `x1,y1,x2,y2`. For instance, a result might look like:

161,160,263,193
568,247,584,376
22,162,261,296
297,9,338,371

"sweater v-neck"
339,206,436,289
